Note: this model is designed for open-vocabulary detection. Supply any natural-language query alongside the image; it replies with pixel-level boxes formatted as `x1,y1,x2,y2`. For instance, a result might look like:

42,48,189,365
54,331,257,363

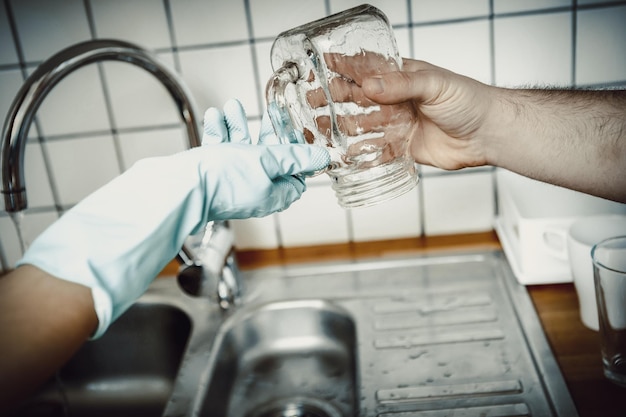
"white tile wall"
254,40,274,97
231,216,280,250
0,70,23,122
170,0,249,46
11,0,91,62
249,0,327,38
332,0,409,25
577,0,623,4
575,5,626,86
102,54,181,131
394,27,412,58
35,65,111,136
493,0,570,14
412,20,492,83
2,0,625,271
422,171,495,235
23,142,55,208
351,187,422,241
494,12,572,87
117,127,188,169
0,211,59,267
277,183,351,247
91,0,172,50
46,135,121,206
178,45,260,117
0,5,18,65
412,0,489,23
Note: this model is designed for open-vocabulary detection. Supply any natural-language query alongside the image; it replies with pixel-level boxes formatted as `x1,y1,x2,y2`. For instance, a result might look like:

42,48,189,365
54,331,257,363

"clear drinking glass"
592,235,626,387
266,4,418,208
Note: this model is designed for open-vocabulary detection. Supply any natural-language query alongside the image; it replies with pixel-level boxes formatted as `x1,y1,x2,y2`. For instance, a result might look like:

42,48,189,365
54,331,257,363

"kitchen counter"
527,283,626,417
226,231,626,417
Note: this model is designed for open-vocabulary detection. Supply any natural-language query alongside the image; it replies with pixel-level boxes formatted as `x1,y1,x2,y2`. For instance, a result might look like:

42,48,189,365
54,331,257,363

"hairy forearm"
487,88,626,202
0,265,97,412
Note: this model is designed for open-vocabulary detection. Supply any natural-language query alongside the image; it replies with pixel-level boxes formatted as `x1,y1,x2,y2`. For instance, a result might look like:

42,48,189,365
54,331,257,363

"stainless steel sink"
15,250,579,417
197,300,357,417
57,303,191,417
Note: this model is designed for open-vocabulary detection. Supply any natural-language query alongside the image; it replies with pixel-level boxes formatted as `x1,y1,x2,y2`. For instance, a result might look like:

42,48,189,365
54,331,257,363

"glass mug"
592,236,626,387
266,4,418,208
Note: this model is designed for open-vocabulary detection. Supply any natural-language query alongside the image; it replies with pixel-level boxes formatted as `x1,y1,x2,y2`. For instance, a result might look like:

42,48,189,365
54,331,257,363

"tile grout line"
84,0,126,174
243,0,264,117
572,0,578,87
243,0,284,249
488,0,500,219
406,0,427,239
162,0,182,75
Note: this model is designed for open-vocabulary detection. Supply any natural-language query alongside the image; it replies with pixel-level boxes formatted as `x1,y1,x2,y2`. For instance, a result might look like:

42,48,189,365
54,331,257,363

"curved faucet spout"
1,39,201,213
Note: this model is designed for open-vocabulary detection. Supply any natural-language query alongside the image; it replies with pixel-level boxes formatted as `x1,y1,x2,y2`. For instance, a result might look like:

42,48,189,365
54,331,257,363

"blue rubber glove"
17,99,330,338
203,98,279,146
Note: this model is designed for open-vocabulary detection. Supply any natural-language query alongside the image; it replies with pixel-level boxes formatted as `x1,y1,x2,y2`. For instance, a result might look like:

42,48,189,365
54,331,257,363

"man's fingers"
306,87,328,108
308,100,414,143
306,78,376,108
323,52,400,85
362,59,452,105
336,104,414,137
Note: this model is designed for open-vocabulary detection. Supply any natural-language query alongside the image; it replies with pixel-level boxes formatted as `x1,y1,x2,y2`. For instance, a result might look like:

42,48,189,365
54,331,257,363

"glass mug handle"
265,62,332,177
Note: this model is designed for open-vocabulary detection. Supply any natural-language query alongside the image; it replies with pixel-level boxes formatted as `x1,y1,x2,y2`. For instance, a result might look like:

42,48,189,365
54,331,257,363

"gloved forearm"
17,99,330,338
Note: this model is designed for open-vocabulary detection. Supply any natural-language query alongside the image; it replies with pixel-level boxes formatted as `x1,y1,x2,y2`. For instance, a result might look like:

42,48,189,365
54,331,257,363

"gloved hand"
17,99,330,338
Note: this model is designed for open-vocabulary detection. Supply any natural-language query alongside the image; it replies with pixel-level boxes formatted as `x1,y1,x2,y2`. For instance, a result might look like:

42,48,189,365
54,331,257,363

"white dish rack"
494,169,626,285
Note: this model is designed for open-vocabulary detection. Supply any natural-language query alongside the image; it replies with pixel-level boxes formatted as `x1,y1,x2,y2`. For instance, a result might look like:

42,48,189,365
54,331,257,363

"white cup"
567,215,626,330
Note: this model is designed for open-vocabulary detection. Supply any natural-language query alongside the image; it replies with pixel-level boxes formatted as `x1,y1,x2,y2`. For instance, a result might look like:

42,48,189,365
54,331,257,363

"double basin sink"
16,251,578,417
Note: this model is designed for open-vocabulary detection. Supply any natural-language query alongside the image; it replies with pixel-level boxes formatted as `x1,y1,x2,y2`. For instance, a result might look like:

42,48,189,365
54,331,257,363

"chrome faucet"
1,39,201,212
177,221,243,309
0,39,242,307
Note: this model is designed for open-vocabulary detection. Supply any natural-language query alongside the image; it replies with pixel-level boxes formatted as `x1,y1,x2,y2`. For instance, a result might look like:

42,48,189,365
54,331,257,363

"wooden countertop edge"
236,230,501,269
160,230,501,274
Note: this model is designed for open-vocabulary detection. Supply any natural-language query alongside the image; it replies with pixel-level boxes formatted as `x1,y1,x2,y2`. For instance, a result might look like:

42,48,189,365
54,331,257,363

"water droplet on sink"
408,350,426,360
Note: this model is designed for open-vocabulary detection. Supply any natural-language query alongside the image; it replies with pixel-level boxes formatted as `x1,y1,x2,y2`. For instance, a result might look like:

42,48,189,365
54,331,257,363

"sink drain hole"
250,397,344,417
